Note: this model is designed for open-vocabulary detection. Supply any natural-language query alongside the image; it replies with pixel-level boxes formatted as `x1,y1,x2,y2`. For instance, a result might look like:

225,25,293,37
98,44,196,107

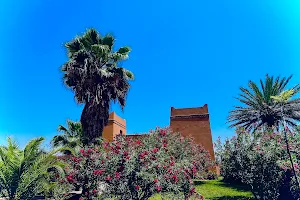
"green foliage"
228,74,300,131
61,28,134,143
271,89,295,104
0,137,66,199
215,128,300,200
52,120,88,154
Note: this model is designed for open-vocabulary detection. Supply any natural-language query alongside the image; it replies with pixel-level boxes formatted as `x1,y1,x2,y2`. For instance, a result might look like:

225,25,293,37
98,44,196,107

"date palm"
228,74,300,131
52,120,87,154
61,28,134,144
0,137,66,200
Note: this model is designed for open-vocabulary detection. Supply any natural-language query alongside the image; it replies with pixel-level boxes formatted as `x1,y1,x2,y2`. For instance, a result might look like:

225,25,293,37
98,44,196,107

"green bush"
0,137,66,200
215,128,300,200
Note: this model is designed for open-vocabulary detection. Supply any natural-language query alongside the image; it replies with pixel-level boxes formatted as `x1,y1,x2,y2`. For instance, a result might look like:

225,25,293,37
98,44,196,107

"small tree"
0,137,66,200
56,127,212,200
52,120,87,154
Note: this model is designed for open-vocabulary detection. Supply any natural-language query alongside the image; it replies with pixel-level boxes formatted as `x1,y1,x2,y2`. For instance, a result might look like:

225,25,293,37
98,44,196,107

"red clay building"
102,112,126,142
102,104,215,160
170,104,215,160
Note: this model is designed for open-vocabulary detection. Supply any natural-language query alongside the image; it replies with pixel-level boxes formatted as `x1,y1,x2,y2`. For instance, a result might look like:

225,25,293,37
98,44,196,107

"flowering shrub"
215,127,300,200
56,127,212,200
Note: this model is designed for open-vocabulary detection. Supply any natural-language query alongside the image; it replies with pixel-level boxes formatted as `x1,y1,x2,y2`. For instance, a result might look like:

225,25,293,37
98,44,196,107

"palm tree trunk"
281,107,300,190
81,103,109,145
283,128,300,188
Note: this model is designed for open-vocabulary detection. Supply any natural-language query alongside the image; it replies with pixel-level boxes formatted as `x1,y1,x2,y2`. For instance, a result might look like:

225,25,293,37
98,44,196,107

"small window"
120,130,123,135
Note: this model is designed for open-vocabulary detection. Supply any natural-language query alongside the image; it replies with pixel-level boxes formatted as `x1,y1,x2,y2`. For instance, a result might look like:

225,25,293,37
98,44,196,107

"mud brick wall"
170,104,215,160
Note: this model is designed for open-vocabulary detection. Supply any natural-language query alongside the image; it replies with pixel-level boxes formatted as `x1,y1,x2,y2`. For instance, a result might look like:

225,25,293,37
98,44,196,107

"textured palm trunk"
80,102,109,145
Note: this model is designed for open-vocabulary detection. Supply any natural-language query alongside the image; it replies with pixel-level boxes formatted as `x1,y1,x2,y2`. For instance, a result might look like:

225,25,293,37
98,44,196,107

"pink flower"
135,185,141,190
106,176,112,181
87,148,93,154
123,151,129,156
160,129,167,136
154,178,159,183
152,148,159,153
139,153,145,159
190,187,196,193
136,140,141,145
103,142,109,149
283,167,287,171
93,169,104,175
115,172,121,179
156,185,162,192
114,150,120,154
163,143,167,148
172,175,178,183
72,157,82,163
92,189,97,194
66,174,75,183
192,166,197,174
170,161,175,166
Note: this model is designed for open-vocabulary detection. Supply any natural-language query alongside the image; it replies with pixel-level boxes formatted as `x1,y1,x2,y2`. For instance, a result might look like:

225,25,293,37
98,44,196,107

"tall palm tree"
0,137,66,200
61,28,134,144
228,74,300,131
52,120,86,154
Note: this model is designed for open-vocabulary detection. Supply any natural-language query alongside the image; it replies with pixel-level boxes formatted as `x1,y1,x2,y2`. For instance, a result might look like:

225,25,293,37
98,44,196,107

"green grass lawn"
194,178,254,200
150,178,254,200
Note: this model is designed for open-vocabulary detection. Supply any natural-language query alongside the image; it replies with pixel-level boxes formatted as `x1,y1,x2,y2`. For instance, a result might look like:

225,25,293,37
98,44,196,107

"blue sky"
1,0,300,148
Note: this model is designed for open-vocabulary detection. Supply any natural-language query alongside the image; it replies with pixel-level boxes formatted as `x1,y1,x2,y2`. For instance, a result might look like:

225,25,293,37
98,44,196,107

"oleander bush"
54,127,213,200
215,127,300,200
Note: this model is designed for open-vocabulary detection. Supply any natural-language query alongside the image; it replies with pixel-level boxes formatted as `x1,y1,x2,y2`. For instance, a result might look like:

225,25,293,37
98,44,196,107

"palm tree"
52,120,87,154
0,137,66,200
61,28,134,144
228,74,300,131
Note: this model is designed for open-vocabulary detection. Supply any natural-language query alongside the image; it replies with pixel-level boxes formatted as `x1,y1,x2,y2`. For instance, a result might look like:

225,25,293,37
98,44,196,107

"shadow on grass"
209,196,255,200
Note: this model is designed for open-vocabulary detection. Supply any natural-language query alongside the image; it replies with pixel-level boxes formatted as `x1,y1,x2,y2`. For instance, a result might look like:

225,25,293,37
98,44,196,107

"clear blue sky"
1,0,300,148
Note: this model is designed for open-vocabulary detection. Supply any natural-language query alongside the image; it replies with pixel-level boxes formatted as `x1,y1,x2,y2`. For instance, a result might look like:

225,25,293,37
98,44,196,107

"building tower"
170,104,215,160
102,112,126,142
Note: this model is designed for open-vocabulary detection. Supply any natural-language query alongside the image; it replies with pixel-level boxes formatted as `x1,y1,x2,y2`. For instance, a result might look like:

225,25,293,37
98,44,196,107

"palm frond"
228,74,300,131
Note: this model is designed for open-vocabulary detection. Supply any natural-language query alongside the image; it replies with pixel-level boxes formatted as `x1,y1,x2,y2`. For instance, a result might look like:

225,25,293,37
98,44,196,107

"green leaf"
102,35,115,48
118,46,131,55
